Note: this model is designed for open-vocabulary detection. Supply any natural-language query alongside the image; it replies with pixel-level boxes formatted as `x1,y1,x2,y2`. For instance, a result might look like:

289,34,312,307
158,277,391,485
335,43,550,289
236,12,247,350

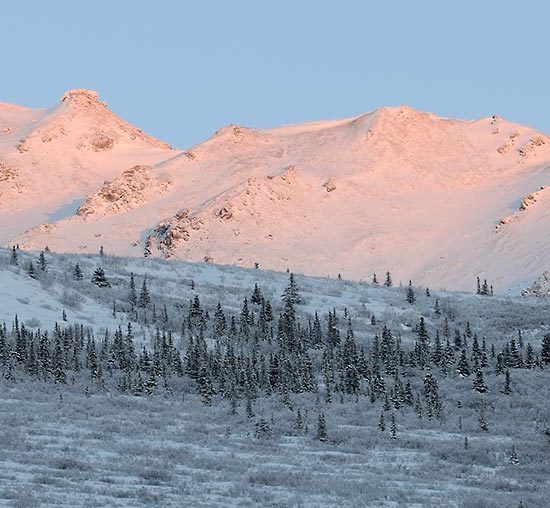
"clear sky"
1,1,548,148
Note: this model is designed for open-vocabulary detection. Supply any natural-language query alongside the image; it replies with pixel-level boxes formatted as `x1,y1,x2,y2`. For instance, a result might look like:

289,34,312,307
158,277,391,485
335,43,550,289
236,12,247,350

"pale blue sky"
1,1,548,147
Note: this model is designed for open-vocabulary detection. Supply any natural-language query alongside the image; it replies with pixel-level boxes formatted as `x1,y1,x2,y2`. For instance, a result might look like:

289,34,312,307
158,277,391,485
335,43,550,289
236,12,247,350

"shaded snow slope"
3,97,550,293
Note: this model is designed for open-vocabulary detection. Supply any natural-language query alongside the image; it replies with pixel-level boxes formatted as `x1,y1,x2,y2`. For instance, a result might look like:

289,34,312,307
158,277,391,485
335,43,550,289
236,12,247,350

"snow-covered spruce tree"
251,283,263,305
423,373,443,420
293,408,304,433
341,325,360,395
378,410,386,431
27,261,37,280
406,281,416,305
10,246,18,266
384,270,392,287
390,413,397,439
508,338,523,368
128,273,137,306
316,413,328,441
480,279,489,296
415,317,430,368
282,273,302,305
91,267,110,288
138,278,150,308
541,334,550,365
73,263,84,281
255,418,272,439
457,349,471,377
213,302,226,338
478,399,489,431
38,251,47,271
473,369,488,393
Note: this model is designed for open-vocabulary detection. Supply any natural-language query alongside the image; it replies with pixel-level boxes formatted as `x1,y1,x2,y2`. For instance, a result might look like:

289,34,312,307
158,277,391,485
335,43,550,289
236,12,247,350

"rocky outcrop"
145,209,203,257
77,165,172,218
519,136,547,157
522,271,550,296
0,161,18,182
61,89,106,107
497,131,520,154
496,187,548,231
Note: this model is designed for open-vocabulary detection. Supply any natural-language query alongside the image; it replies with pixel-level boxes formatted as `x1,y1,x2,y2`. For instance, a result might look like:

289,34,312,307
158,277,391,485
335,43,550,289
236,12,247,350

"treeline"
1,273,550,438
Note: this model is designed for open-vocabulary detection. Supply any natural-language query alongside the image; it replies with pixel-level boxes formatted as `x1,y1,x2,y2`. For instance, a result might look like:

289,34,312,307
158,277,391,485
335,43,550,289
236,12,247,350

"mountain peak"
61,89,105,108
373,105,444,123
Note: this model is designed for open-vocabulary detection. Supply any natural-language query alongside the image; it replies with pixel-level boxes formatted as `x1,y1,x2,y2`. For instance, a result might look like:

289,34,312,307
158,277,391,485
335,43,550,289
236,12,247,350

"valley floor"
0,383,547,507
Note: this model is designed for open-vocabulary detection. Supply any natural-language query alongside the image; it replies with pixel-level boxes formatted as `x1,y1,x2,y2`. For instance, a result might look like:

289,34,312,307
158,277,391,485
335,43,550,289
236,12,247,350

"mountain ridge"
2,90,550,293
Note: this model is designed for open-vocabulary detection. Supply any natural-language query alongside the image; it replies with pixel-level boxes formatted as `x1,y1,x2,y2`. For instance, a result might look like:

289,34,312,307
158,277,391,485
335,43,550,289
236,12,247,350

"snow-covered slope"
3,94,550,293
0,89,174,243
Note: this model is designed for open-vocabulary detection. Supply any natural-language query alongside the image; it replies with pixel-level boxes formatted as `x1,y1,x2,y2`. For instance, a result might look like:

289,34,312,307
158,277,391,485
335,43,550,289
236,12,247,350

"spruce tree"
480,279,489,296
424,373,443,420
457,349,471,377
91,267,110,288
316,413,328,441
144,371,157,395
255,418,272,439
390,413,397,439
138,278,150,308
73,263,84,281
509,445,519,465
282,273,302,305
27,261,37,279
473,369,488,393
414,394,423,419
541,334,550,365
478,399,489,431
251,283,263,305
384,271,392,287
406,281,416,304
378,410,386,431
10,246,18,265
501,370,512,394
38,251,47,271
294,408,304,433
128,273,137,306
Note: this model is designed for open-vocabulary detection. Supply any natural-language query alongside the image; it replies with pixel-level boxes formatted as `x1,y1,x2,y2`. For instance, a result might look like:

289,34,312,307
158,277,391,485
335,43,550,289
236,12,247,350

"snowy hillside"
3,92,550,293
0,89,174,244
1,248,550,506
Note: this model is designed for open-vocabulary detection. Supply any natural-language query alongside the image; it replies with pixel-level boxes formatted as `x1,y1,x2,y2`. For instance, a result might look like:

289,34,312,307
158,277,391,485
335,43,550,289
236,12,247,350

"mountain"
0,89,173,243
3,91,550,293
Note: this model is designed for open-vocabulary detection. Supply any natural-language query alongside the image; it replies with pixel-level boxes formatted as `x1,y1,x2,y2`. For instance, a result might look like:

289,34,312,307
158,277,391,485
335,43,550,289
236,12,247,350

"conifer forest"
0,247,549,507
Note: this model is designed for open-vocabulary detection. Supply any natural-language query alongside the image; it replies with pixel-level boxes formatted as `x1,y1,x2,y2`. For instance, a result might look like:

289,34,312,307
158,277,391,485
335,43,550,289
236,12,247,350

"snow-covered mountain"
0,89,173,243
3,90,550,293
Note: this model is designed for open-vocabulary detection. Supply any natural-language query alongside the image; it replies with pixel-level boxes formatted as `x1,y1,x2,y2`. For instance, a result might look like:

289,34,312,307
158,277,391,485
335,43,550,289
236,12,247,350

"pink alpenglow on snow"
2,92,550,293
